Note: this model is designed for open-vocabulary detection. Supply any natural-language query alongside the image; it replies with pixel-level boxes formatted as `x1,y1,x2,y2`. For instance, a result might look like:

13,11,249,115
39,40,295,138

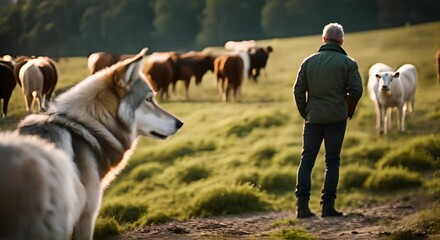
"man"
293,23,363,218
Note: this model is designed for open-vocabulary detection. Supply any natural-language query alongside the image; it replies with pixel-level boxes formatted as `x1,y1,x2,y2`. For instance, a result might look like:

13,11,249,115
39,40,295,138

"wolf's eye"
145,97,153,102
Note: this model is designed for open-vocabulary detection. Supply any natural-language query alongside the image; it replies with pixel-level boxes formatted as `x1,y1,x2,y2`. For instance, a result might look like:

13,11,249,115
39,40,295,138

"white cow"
224,40,256,51
368,63,417,134
398,64,417,114
368,63,393,132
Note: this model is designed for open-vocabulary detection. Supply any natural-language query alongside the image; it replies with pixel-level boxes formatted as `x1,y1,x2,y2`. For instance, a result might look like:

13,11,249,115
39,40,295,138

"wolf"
0,48,183,239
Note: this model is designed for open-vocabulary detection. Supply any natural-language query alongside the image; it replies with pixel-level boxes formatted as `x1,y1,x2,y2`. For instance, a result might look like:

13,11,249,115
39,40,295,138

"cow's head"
248,46,273,81
196,54,215,85
376,72,400,91
249,47,272,66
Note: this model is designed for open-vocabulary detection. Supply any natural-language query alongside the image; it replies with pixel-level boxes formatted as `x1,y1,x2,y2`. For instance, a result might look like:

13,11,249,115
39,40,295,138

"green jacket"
293,43,363,124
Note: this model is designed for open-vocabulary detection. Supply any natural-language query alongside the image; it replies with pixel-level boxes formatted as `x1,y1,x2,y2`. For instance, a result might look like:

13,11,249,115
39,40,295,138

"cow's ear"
267,46,273,53
393,72,400,78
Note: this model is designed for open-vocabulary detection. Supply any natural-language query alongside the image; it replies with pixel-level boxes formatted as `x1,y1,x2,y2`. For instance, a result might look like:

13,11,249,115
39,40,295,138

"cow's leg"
232,86,238,101
374,103,381,131
217,78,223,100
223,79,230,102
386,108,392,132
172,81,177,94
379,106,386,134
28,92,36,112
35,93,42,112
184,80,190,100
2,97,9,117
164,84,170,100
236,85,242,102
41,94,47,111
158,88,165,101
255,69,261,80
409,97,415,113
0,99,4,118
398,105,405,132
22,90,30,112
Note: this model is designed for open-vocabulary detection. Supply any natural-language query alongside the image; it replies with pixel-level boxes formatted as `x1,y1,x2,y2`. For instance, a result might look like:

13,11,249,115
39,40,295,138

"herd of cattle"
88,40,273,101
0,40,273,119
0,56,58,116
0,44,439,134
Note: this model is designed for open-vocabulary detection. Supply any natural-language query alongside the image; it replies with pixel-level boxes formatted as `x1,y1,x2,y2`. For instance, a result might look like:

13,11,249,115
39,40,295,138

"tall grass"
365,167,423,191
386,202,440,239
339,164,373,190
187,184,271,217
377,135,440,171
269,227,317,240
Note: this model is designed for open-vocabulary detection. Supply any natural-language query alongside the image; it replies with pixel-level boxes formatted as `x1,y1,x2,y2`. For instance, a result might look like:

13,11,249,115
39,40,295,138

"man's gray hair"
322,23,344,43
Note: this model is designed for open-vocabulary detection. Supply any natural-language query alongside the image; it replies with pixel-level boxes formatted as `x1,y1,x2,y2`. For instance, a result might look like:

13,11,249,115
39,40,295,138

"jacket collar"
318,43,347,55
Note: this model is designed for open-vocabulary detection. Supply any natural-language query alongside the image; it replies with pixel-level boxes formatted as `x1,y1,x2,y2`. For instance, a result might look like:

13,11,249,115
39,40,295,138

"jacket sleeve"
293,59,308,120
346,61,363,119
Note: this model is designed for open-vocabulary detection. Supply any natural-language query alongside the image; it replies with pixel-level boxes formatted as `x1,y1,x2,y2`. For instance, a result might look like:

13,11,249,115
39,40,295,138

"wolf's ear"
124,48,148,82
113,48,148,95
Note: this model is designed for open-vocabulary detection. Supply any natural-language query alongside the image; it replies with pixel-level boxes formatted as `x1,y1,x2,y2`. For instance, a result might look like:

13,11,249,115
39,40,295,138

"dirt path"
111,202,417,239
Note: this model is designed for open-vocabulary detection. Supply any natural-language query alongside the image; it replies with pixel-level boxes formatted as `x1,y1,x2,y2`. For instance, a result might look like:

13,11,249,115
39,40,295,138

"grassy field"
1,21,439,238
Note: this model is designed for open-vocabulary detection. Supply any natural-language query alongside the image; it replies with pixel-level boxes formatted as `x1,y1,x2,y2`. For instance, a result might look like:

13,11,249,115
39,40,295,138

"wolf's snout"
175,120,184,129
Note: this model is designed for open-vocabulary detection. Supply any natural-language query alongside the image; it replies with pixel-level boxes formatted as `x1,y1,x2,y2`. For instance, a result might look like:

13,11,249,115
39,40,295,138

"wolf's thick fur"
0,48,183,239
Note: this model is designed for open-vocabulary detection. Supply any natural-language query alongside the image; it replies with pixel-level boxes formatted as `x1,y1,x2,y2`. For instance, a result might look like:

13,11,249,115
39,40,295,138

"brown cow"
214,55,244,102
37,56,58,109
0,60,16,117
174,51,215,100
13,56,32,87
87,52,133,75
143,52,178,100
436,50,440,84
248,46,273,81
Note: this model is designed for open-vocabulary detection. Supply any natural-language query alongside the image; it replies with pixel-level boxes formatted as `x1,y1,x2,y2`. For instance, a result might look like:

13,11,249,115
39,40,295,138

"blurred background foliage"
0,0,439,56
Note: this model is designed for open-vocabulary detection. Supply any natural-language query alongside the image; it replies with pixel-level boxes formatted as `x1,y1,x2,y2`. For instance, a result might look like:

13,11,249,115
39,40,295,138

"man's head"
322,23,344,45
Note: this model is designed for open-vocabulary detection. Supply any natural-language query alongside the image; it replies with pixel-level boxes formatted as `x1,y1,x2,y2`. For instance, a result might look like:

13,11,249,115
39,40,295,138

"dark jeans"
295,121,347,202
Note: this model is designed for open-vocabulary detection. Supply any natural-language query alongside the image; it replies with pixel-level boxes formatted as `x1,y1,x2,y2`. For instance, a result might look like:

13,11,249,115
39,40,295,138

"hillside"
1,22,439,239
89,21,440,239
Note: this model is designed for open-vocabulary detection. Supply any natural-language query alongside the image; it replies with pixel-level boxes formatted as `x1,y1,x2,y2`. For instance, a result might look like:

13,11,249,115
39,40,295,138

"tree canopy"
0,0,438,56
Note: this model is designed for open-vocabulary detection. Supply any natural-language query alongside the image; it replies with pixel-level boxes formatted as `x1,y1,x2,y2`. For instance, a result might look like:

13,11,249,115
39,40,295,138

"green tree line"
0,0,438,56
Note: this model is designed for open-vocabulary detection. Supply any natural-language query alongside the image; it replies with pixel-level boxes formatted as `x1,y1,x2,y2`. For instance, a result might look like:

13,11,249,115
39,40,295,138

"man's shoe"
297,208,316,218
321,207,343,217
297,199,316,218
321,200,343,217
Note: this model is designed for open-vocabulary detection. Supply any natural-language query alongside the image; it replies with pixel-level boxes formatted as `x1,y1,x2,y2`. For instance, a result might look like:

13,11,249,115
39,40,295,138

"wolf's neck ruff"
18,112,131,180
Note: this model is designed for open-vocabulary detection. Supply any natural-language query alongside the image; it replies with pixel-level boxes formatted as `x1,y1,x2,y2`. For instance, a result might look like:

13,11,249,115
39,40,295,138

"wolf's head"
53,48,183,142
112,48,183,140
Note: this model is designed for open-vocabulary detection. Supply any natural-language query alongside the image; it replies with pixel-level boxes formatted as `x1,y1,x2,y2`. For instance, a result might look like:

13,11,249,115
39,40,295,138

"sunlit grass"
269,226,317,240
386,202,440,239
